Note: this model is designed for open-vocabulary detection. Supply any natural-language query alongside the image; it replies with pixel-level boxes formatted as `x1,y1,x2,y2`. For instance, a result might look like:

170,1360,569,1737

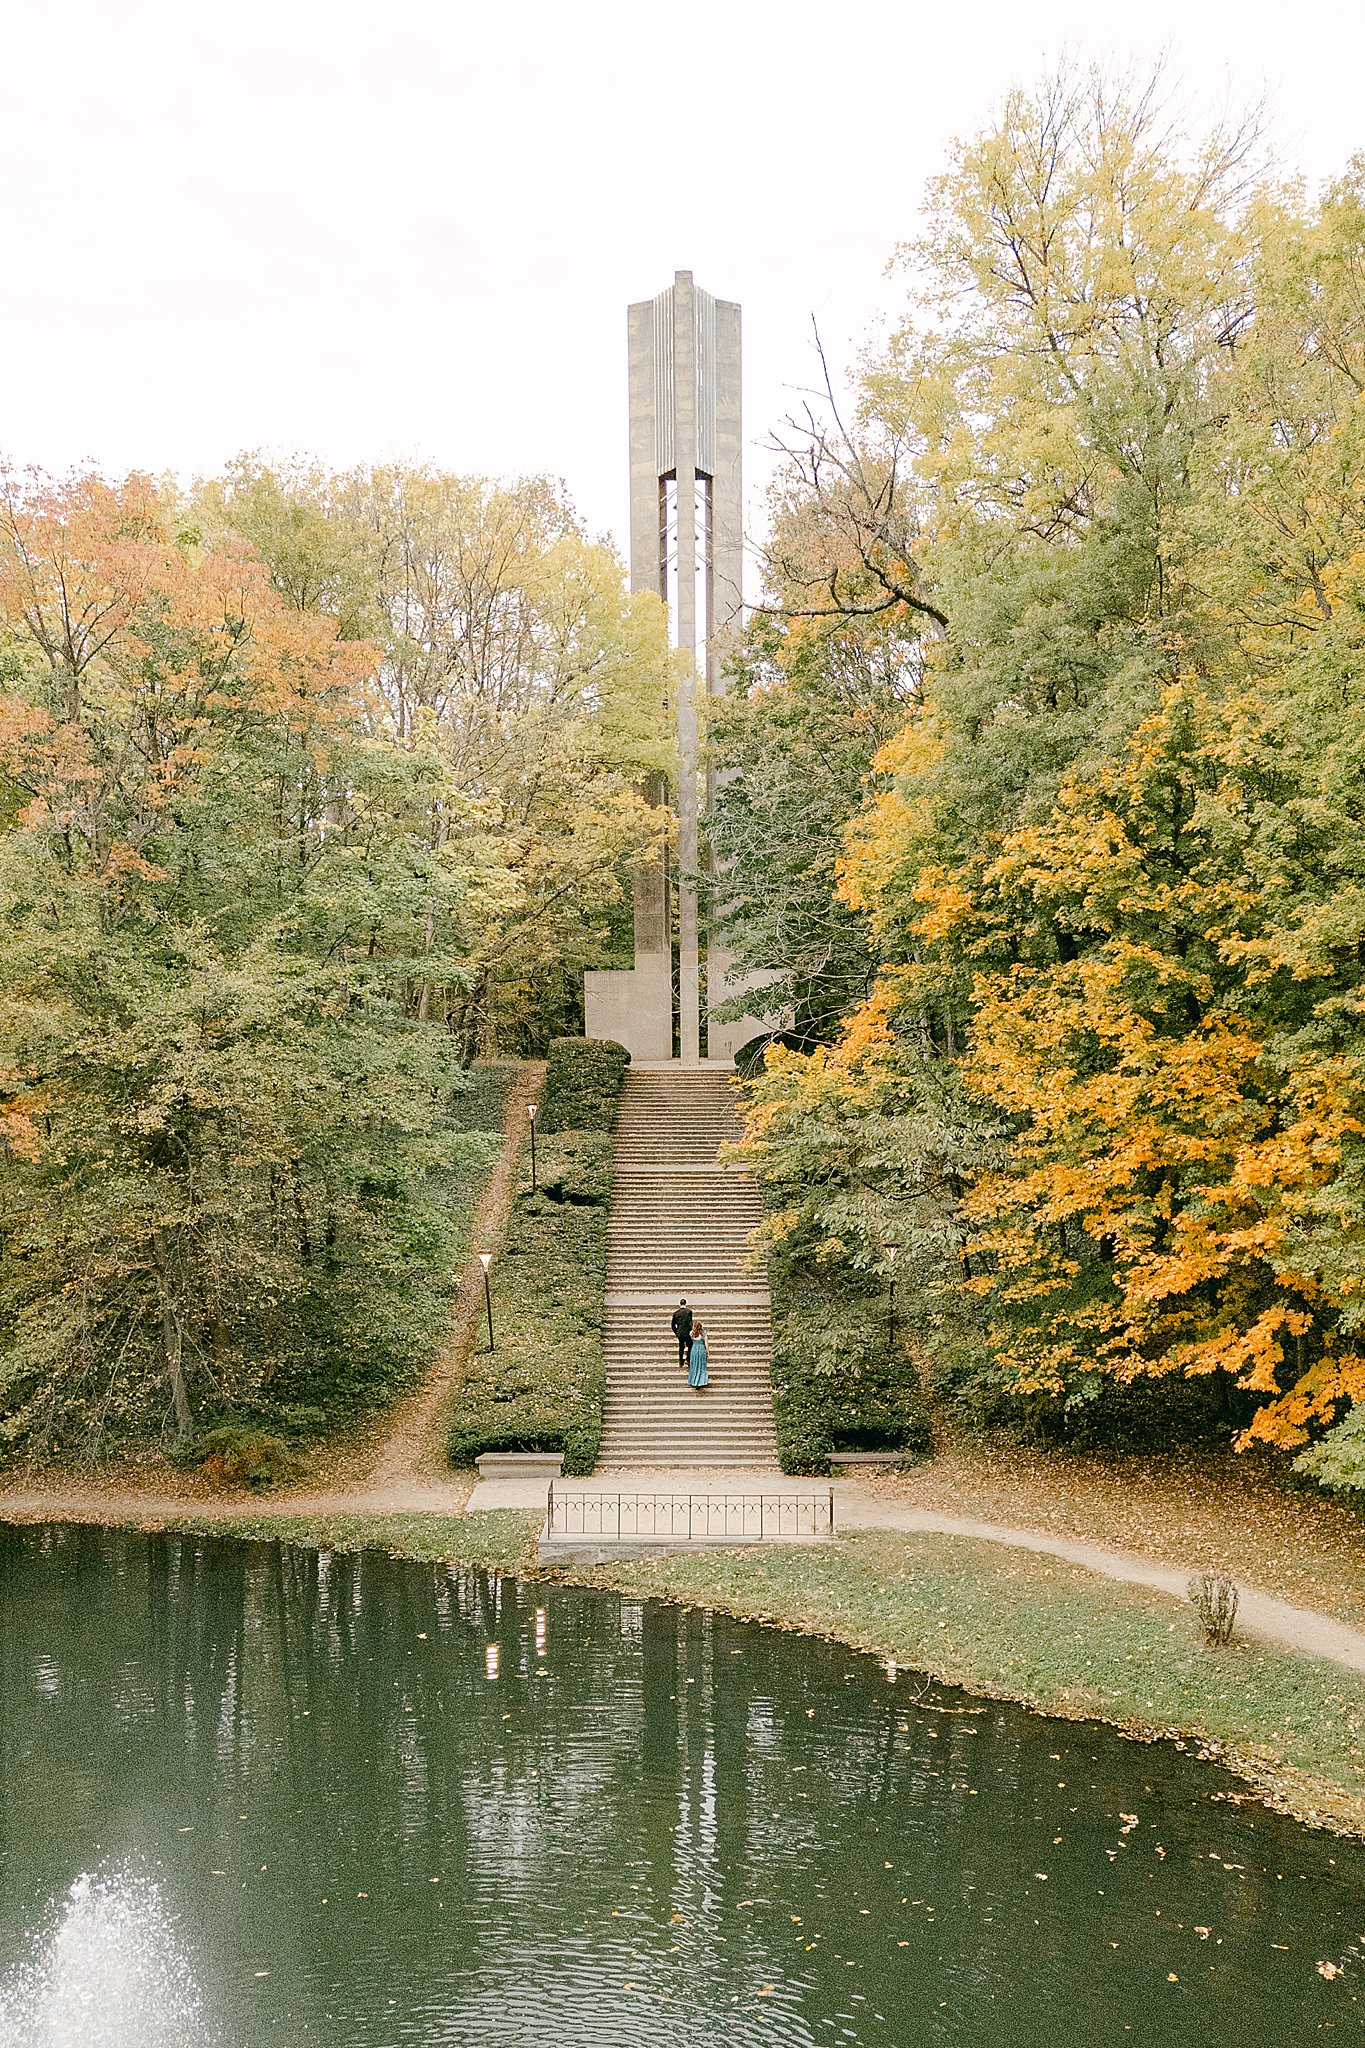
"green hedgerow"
538,1037,630,1133
447,1041,628,1475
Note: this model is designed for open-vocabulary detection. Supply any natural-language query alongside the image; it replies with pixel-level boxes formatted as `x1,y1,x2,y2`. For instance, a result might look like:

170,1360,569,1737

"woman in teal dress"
688,1320,709,1389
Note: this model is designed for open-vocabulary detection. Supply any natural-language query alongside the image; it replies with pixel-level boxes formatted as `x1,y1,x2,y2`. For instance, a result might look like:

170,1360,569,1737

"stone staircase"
599,1063,777,1469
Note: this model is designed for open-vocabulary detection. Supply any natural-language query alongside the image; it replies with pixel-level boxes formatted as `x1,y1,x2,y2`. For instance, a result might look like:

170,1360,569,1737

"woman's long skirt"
688,1340,709,1388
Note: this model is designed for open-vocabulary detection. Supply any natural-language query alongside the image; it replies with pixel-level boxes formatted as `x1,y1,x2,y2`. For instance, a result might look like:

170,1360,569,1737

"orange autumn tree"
0,471,485,1454
730,82,1365,1485
939,672,1365,1452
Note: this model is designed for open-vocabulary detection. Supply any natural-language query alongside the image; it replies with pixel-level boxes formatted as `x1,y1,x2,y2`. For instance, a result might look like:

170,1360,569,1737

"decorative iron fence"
545,1487,835,1542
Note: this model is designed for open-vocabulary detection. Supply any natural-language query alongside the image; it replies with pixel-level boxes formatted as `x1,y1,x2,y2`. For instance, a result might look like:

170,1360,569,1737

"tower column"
672,275,702,1063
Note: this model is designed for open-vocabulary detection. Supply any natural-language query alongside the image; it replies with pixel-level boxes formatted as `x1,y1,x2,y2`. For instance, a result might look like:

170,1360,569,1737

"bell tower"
585,271,766,1063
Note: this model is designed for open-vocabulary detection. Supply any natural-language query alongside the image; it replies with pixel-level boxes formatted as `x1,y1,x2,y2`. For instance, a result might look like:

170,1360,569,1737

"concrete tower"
585,271,764,1064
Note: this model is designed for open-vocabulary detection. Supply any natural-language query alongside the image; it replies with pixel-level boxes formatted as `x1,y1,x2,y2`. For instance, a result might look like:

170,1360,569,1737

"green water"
0,1525,1361,2045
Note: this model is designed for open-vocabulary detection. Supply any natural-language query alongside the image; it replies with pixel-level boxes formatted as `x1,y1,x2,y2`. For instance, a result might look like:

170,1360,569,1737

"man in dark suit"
670,1298,693,1370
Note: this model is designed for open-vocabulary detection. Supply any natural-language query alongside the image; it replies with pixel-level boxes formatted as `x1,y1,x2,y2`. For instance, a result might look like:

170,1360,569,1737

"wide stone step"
604,1412,772,1425
605,1419,773,1433
602,1437,777,1449
605,1353,771,1367
609,1257,759,1266
605,1347,770,1359
608,1221,760,1232
611,1209,757,1219
605,1325,770,1336
601,1446,778,1462
609,1211,760,1224
609,1257,759,1268
606,1370,772,1383
605,1380,772,1397
609,1222,759,1234
606,1377,770,1388
606,1395,771,1407
606,1345,771,1355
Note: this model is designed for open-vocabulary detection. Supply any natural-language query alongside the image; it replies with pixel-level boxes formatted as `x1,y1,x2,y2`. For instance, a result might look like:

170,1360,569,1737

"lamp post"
479,1250,495,1351
528,1101,538,1192
882,1241,899,1356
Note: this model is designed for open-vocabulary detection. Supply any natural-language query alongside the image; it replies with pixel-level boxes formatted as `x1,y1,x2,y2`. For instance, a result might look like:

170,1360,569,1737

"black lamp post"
479,1250,495,1350
528,1101,538,1192
882,1241,899,1356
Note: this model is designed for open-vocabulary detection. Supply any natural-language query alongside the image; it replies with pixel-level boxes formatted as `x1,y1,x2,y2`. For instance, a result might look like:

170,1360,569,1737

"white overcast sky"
2,0,1362,567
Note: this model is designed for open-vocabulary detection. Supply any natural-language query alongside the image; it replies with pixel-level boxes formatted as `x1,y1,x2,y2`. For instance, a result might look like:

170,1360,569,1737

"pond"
0,1525,1361,2046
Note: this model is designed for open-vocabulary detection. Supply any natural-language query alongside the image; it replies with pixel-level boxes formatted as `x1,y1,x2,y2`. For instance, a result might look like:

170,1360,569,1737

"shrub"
448,1041,628,1476
1188,1570,1239,1647
925,1320,1258,1454
176,1423,298,1493
768,1246,932,1476
1294,1407,1365,1494
538,1037,630,1133
448,1061,518,1136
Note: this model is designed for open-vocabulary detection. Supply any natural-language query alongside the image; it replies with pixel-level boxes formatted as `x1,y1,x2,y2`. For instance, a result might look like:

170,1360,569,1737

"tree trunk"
153,1231,194,1442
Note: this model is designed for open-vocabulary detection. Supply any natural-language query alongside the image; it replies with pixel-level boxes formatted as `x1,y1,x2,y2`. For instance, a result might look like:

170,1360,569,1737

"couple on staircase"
671,1299,709,1390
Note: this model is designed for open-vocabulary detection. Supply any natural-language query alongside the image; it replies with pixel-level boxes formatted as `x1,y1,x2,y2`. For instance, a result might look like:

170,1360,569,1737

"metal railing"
545,1486,835,1542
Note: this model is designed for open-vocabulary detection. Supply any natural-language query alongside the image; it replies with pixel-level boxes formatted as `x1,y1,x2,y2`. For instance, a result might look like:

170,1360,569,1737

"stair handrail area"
546,1484,834,1542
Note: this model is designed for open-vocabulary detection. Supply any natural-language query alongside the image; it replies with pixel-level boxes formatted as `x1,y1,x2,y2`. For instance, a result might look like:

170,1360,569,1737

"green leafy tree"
0,472,488,1455
198,461,676,1054
728,75,1365,1479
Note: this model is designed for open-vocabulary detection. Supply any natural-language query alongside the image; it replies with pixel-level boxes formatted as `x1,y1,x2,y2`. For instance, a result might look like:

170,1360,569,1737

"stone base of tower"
584,955,673,1061
705,951,786,1063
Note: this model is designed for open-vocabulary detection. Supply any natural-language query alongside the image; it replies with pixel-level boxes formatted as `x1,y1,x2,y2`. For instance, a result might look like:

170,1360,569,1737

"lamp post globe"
478,1250,495,1351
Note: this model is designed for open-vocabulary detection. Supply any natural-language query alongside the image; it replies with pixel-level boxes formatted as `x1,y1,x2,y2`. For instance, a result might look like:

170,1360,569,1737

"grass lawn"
859,1439,1365,1635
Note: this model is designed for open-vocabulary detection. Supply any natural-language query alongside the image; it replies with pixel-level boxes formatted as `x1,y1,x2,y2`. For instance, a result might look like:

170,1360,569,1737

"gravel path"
829,1490,1365,1675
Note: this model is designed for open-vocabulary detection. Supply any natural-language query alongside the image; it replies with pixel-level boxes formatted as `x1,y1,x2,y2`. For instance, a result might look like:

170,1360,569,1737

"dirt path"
363,1060,545,1497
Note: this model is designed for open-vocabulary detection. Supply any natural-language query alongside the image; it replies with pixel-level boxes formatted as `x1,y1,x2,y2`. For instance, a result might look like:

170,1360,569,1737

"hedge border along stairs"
446,1040,628,1477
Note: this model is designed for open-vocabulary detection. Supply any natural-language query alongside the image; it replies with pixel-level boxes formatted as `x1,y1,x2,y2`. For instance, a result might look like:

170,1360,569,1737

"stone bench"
474,1451,564,1479
830,1450,923,1468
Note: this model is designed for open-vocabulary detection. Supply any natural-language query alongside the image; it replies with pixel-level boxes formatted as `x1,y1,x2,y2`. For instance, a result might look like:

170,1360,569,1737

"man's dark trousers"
671,1305,693,1369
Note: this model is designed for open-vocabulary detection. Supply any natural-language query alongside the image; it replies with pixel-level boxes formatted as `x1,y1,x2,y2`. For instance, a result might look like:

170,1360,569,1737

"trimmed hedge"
538,1037,630,1133
767,1242,933,1476
447,1042,629,1476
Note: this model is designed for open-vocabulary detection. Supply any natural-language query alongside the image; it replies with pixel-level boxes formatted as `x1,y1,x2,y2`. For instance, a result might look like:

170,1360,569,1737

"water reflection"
0,1525,1361,2046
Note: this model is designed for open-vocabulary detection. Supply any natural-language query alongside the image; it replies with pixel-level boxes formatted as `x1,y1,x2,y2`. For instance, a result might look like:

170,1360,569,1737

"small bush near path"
170,1423,299,1492
447,1041,628,1475
1190,1570,1240,1646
